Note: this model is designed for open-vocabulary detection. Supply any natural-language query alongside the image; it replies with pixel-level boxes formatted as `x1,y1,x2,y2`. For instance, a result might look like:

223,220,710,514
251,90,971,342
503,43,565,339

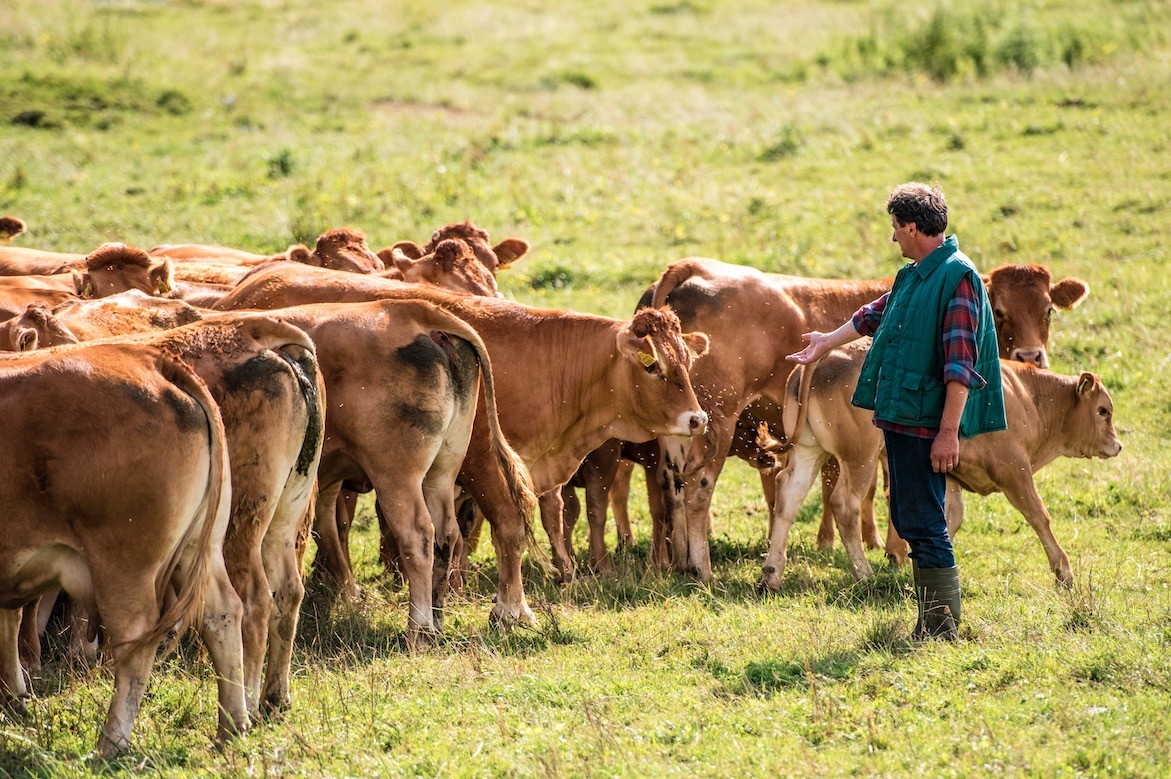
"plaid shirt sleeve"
851,293,889,337
942,275,987,389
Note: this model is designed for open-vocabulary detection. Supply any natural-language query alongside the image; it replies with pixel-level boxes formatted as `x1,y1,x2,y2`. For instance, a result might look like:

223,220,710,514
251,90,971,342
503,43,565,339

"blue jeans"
883,429,955,569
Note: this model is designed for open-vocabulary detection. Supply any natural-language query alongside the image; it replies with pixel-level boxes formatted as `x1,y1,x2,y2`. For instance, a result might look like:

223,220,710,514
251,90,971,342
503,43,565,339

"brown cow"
386,220,529,276
0,293,206,354
214,299,537,642
214,263,710,583
758,347,1121,590
0,275,79,319
0,341,248,756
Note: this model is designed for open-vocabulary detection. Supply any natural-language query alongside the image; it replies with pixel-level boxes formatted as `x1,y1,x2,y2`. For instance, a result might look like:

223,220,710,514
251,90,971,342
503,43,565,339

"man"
787,183,1005,639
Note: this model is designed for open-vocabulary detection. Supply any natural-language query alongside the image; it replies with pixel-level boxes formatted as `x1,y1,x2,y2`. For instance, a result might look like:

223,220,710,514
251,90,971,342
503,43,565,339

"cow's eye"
644,362,659,375
1098,406,1109,417
1045,308,1054,323
993,308,1005,321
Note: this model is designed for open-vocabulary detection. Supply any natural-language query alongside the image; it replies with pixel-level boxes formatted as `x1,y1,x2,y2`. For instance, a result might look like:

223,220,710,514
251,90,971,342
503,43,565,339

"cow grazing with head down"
214,262,710,587
757,346,1121,590
72,242,175,299
0,341,247,757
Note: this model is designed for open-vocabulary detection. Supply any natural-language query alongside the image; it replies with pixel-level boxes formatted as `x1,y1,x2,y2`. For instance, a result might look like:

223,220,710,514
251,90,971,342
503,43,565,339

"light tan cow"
0,246,86,276
0,341,247,756
216,299,536,642
214,263,710,585
758,346,1121,590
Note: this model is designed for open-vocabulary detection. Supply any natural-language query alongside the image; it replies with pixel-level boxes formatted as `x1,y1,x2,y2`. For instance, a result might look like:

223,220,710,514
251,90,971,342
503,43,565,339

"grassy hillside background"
1,0,1169,775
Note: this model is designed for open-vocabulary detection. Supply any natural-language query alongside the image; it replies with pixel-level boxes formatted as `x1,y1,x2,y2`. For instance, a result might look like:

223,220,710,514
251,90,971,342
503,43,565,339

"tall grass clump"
810,0,1136,83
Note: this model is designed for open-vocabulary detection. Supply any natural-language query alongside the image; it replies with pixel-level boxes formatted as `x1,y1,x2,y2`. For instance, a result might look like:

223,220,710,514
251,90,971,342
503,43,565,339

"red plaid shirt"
851,275,986,439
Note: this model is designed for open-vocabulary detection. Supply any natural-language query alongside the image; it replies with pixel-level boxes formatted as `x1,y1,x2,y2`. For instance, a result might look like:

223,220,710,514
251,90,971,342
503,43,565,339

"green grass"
2,0,1170,775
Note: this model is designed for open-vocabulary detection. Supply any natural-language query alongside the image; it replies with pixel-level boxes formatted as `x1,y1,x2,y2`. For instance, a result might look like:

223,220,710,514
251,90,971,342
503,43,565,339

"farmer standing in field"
786,183,1006,640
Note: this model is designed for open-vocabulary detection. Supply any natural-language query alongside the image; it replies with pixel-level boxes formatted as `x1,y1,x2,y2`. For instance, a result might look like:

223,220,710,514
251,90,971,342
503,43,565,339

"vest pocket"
897,371,945,423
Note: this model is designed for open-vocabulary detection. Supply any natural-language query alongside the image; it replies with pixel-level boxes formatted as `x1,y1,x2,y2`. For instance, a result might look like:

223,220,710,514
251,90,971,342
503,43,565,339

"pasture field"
2,0,1170,775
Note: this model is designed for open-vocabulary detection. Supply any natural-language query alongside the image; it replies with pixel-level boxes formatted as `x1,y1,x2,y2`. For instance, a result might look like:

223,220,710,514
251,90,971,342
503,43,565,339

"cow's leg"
583,470,615,572
560,484,581,566
611,460,635,550
646,462,671,569
459,447,535,628
944,478,965,538
999,475,1073,587
759,446,826,592
859,469,883,550
0,608,29,714
259,535,304,715
538,490,575,581
421,474,460,632
65,599,98,666
831,461,876,582
657,436,692,574
681,450,731,583
223,523,271,719
309,478,360,601
377,504,405,587
17,600,40,672
95,598,160,758
450,499,478,592
815,457,840,550
375,485,437,645
193,559,250,743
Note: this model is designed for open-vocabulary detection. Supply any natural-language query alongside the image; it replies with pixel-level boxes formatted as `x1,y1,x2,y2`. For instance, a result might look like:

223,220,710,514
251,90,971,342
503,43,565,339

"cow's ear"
980,273,991,288
72,270,94,299
287,245,315,265
493,238,529,269
389,247,417,274
616,323,657,369
16,327,37,352
392,241,425,261
1051,277,1089,309
682,331,710,360
1077,372,1097,397
149,258,174,295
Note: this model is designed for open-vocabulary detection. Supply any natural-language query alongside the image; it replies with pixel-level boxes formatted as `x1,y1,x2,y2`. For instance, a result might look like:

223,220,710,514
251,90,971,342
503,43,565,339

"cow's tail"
421,304,542,559
651,259,706,310
115,354,230,663
757,357,818,457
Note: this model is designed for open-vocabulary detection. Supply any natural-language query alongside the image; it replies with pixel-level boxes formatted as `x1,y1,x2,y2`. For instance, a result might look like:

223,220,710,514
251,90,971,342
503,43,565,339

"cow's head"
303,228,385,274
617,307,709,438
0,215,26,243
72,243,173,299
986,264,1089,368
381,238,500,297
417,221,530,274
0,302,79,351
1071,372,1122,459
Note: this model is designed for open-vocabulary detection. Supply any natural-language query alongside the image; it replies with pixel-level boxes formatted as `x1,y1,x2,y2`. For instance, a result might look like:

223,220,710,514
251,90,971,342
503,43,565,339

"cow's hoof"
261,694,290,718
489,602,537,629
1056,572,1075,590
756,570,782,594
815,536,835,551
2,694,30,719
408,627,440,649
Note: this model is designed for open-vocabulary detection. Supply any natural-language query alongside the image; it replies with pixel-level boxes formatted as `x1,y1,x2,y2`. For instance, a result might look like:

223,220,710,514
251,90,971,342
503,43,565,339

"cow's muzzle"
674,410,708,437
1011,347,1048,368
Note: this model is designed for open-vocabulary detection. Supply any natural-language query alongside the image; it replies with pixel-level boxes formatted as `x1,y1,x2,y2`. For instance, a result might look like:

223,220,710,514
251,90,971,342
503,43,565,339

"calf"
0,342,247,756
758,347,1121,589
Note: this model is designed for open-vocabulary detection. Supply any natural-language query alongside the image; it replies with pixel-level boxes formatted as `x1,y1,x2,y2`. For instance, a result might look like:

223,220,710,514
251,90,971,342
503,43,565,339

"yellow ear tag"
637,351,656,368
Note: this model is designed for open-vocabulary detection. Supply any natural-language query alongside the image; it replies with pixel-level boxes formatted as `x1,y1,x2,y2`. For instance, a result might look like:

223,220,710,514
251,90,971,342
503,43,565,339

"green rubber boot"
911,562,960,641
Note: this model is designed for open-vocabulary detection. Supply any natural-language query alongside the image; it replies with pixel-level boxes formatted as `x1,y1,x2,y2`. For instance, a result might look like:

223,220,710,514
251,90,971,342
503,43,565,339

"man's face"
891,215,915,260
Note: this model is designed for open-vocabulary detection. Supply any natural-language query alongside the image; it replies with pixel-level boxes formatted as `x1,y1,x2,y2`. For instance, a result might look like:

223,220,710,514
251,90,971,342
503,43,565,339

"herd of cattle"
0,214,1121,756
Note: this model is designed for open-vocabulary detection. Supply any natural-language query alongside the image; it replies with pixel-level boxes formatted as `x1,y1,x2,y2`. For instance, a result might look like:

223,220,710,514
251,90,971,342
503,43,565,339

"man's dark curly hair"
886,183,948,236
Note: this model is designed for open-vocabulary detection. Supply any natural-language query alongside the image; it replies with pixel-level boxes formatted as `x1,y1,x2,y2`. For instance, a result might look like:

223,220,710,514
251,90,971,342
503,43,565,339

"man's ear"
148,258,174,294
493,238,529,269
682,331,710,360
73,270,94,298
1051,277,1090,309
